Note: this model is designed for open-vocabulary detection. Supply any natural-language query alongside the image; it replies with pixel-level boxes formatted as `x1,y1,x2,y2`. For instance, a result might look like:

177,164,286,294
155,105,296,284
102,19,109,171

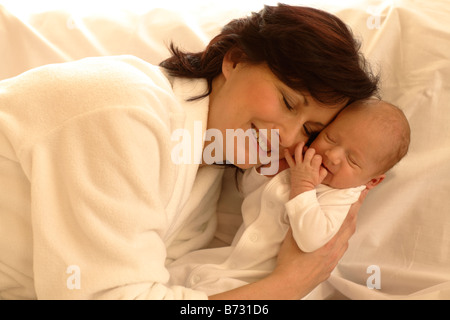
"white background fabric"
1,0,449,299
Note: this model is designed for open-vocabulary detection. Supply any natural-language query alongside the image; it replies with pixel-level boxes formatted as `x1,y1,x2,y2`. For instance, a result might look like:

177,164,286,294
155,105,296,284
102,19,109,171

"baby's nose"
325,147,344,165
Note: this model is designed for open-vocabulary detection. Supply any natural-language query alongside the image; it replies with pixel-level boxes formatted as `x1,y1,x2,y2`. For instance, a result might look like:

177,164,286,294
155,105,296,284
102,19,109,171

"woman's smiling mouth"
251,124,272,153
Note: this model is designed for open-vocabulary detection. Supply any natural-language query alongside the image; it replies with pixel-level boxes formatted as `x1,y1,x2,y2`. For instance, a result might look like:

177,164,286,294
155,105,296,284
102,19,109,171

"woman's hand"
209,189,368,300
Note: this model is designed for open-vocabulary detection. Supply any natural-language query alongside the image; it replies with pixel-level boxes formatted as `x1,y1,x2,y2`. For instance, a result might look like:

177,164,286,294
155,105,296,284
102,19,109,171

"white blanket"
1,0,449,299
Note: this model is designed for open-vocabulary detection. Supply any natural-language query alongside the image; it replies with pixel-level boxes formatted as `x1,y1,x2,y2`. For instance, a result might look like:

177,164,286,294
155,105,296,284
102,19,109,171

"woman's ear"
365,174,385,190
222,48,244,79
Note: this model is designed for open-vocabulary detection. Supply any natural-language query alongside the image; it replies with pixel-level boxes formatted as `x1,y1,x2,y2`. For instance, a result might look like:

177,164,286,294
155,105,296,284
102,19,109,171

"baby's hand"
284,142,328,199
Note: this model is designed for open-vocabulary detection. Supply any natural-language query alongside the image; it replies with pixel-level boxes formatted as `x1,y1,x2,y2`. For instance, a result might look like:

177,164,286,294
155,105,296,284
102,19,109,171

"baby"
282,98,411,251
167,99,411,295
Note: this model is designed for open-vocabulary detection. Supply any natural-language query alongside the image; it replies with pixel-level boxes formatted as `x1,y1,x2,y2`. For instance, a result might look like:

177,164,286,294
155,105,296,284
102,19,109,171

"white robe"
0,55,223,299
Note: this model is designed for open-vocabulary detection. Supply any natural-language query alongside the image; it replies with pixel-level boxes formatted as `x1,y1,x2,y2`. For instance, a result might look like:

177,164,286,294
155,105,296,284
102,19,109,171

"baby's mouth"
321,162,332,174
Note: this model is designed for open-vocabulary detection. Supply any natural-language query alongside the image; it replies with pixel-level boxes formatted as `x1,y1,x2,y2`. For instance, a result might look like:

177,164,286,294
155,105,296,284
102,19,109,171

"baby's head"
310,98,410,189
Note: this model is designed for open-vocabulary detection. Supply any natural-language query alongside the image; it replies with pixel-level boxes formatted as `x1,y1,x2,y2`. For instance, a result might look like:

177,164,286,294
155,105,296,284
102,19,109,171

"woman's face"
206,58,346,170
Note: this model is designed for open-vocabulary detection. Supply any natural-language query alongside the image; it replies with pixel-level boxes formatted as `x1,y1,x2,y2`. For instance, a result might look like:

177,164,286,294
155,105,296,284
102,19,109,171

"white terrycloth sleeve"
285,186,365,253
0,56,208,299
29,108,206,299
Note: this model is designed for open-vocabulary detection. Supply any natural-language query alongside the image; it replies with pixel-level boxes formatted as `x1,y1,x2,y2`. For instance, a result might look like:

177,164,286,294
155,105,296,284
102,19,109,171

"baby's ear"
365,174,385,190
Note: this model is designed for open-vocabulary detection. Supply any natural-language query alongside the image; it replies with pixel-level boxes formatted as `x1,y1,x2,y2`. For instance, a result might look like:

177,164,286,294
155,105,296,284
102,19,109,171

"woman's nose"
279,125,306,150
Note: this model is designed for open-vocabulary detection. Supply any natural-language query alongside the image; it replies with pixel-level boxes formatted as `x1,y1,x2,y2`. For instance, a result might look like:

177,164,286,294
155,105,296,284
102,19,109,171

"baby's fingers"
284,149,296,168
319,166,328,183
303,147,317,164
286,142,306,168
294,142,306,162
311,153,323,169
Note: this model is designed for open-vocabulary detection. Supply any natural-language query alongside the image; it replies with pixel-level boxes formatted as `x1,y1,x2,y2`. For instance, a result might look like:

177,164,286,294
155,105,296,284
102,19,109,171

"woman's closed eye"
303,124,312,136
305,128,320,146
283,96,294,111
304,125,321,138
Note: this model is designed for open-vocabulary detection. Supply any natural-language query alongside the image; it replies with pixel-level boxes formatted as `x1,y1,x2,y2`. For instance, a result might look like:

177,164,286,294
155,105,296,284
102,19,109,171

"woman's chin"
232,162,258,170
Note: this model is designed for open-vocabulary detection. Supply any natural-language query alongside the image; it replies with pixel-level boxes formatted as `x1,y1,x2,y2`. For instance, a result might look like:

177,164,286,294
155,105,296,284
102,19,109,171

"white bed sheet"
1,0,449,299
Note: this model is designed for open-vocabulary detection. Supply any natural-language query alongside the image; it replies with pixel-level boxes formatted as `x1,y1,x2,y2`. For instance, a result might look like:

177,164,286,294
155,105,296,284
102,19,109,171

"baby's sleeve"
285,186,363,252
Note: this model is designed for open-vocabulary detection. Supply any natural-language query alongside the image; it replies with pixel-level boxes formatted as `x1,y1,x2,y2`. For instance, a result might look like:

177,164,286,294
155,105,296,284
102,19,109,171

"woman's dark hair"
160,3,379,105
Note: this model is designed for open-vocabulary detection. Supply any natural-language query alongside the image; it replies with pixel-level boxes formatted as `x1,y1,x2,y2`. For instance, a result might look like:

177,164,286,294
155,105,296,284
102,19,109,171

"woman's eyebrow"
284,87,309,106
292,90,309,106
302,93,309,106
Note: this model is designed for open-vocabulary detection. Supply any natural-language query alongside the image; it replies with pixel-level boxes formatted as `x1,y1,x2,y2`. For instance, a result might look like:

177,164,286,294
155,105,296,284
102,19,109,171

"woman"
0,4,377,299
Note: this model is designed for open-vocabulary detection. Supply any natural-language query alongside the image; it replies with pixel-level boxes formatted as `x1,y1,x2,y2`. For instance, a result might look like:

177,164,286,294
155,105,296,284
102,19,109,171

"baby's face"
309,109,386,189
